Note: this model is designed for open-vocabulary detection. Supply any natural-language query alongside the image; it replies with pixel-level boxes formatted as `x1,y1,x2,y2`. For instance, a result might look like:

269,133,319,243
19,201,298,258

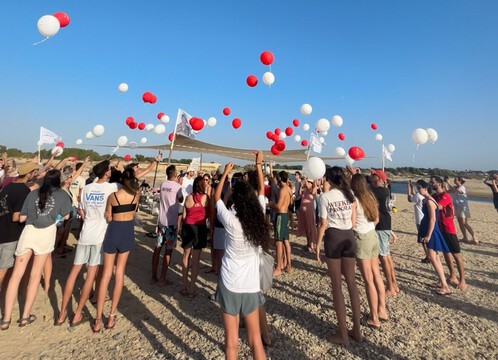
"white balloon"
316,118,330,133
345,154,355,166
37,140,44,146
75,139,83,145
322,131,328,136
279,132,287,139
319,137,325,144
140,137,148,144
303,123,310,131
145,123,155,132
386,144,396,153
426,128,438,143
154,124,166,135
262,72,275,86
300,104,312,116
332,115,343,127
375,134,383,141
117,136,128,147
302,157,326,180
335,147,346,157
118,83,129,93
85,131,94,139
129,141,138,149
92,124,105,137
160,115,170,124
37,15,60,38
412,128,429,145
294,135,301,142
51,146,63,157
207,117,217,127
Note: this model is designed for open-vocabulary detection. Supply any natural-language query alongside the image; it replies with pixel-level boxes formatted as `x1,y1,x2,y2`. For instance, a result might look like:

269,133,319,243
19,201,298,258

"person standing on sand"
407,180,428,263
316,166,362,346
270,171,293,276
297,177,317,252
416,180,452,296
56,160,118,327
483,173,498,213
432,177,468,291
445,177,478,244
126,151,162,180
370,169,399,296
151,165,183,286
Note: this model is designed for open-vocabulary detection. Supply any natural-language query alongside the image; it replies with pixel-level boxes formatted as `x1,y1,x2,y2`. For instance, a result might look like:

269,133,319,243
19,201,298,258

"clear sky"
0,1,496,170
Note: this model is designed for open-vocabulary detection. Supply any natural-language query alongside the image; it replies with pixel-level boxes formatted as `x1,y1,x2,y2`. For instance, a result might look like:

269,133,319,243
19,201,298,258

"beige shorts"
355,229,379,260
16,224,57,256
455,206,471,219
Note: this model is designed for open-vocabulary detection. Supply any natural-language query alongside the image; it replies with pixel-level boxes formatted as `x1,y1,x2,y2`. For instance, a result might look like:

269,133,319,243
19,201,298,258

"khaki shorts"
0,241,17,269
16,224,57,256
355,230,379,260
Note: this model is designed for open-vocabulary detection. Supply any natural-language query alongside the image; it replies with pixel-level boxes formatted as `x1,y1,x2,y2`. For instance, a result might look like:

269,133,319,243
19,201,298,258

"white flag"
174,108,197,139
383,145,393,161
39,126,61,145
310,133,322,154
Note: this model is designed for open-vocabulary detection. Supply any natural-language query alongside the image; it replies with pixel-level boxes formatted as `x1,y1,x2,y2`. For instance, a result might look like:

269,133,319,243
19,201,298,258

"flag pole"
381,144,385,172
167,109,181,166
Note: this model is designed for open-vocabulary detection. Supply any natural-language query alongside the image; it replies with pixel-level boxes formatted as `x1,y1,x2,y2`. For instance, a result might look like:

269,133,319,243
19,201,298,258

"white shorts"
455,206,471,219
16,224,57,256
74,243,103,266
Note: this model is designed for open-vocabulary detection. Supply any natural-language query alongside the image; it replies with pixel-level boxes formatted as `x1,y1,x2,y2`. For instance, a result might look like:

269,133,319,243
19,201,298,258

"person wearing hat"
370,169,399,297
0,162,39,302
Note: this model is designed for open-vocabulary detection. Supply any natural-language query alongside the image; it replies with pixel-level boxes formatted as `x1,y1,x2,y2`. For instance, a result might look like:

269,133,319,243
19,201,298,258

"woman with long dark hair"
93,168,140,332
350,174,388,329
1,170,72,330
316,166,362,346
215,162,271,359
181,176,210,297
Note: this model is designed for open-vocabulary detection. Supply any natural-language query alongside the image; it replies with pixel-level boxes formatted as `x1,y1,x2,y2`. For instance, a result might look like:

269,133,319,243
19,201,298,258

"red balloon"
338,133,346,141
270,134,280,142
157,112,165,120
301,140,308,147
126,116,134,125
142,92,153,103
124,154,131,161
138,122,145,130
129,121,138,129
266,131,273,139
56,142,64,148
168,132,175,142
191,117,205,131
348,146,365,161
260,51,274,65
149,94,157,104
285,127,293,136
232,118,241,129
270,145,280,156
223,107,231,116
275,140,286,152
275,128,281,136
371,123,378,130
53,12,70,28
246,75,258,87
292,119,300,127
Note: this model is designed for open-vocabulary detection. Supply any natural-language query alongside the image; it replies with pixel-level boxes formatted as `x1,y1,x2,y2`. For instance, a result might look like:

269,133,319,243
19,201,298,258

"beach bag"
259,248,274,292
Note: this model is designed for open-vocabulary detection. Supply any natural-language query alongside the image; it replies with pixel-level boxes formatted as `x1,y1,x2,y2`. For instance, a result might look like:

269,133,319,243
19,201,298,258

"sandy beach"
1,195,497,360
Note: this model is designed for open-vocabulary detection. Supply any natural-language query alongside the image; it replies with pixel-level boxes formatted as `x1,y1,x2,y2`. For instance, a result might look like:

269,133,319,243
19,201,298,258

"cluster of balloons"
81,124,106,142
245,51,276,88
412,128,438,145
51,141,65,157
125,117,145,131
142,91,157,104
221,107,242,129
157,112,170,124
36,12,70,42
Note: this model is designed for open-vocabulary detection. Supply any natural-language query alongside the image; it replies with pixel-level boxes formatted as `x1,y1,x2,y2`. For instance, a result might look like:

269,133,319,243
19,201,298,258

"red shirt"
433,192,456,235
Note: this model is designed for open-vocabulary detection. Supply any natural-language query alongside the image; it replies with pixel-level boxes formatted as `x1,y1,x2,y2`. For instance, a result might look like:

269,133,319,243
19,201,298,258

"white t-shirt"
79,181,118,245
216,195,266,294
69,175,86,207
319,189,354,230
410,193,425,225
181,176,194,205
354,199,375,234
453,185,468,209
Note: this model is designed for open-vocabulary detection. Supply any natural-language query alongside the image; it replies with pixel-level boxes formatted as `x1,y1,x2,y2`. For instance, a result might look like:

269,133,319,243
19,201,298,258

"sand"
1,196,497,359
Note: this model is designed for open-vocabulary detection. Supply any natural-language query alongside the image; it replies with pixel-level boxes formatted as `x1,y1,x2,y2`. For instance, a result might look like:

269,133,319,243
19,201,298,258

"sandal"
92,318,102,333
55,311,67,326
105,314,117,330
18,314,37,327
1,319,12,331
436,289,451,296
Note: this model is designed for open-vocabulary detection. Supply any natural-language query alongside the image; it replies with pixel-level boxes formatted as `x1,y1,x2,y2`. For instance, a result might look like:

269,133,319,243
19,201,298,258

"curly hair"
38,169,61,211
351,174,378,222
232,180,271,252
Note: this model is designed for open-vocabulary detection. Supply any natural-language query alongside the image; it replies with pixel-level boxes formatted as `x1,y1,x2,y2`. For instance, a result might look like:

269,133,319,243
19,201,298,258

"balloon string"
412,144,419,162
33,37,49,46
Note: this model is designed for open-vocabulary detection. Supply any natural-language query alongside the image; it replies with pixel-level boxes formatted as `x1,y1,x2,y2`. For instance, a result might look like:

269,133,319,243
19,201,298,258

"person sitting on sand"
407,180,428,263
483,173,498,213
316,166,362,346
416,180,452,296
446,177,479,245
432,177,468,291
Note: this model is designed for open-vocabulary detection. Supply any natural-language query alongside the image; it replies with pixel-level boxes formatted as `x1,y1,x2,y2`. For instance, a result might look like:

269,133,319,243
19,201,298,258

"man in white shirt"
56,160,118,327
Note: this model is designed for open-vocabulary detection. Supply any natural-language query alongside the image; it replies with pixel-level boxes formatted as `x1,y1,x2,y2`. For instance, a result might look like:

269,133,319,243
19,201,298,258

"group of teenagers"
0,148,485,359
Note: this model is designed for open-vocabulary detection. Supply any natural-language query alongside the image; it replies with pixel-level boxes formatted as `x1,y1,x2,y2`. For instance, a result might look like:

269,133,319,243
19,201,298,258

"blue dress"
418,199,450,253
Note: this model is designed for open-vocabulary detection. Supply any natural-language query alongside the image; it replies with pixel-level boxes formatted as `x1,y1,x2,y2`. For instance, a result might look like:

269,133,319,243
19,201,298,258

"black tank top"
111,192,137,214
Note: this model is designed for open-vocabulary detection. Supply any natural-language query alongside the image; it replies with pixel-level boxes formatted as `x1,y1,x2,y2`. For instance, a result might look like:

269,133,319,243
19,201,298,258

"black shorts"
324,228,357,259
442,232,461,254
103,220,135,254
181,224,208,250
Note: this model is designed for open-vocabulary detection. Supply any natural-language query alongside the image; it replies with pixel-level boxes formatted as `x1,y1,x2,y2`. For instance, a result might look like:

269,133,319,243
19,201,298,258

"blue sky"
0,1,496,170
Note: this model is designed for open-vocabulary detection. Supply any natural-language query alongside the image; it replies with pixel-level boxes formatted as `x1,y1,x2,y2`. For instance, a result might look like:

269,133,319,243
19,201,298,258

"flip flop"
18,314,36,327
361,314,381,329
436,289,451,296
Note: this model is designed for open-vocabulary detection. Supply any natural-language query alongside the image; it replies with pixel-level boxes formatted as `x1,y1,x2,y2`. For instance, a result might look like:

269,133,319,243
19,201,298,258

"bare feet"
458,282,469,291
284,265,292,273
348,328,363,342
273,268,282,277
385,290,397,297
448,277,460,287
331,332,349,347
55,310,67,326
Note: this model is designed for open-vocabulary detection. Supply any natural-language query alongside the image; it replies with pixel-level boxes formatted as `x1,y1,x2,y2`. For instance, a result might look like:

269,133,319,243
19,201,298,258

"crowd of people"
0,150,493,358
